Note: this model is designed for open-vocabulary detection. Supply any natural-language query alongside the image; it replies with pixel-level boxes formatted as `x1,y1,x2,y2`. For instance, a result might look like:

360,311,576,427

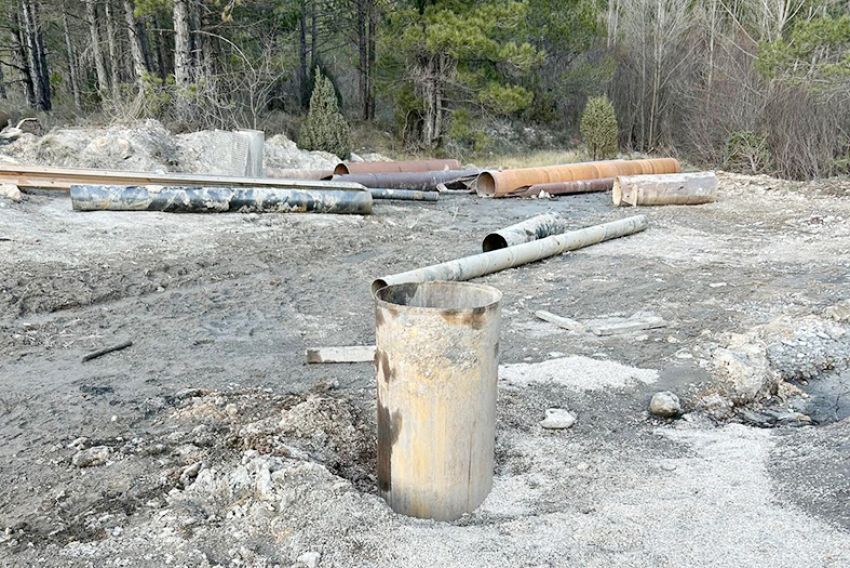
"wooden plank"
534,310,586,332
0,164,366,192
305,345,376,364
589,316,667,336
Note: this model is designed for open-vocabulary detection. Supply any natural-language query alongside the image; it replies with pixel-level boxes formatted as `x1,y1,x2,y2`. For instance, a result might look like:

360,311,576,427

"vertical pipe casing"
374,281,502,521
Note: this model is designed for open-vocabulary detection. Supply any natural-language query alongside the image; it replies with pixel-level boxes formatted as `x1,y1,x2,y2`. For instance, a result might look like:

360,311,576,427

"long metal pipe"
372,215,648,293
369,188,438,201
511,178,614,198
71,185,373,215
476,158,680,197
334,159,461,176
331,169,480,190
482,213,569,252
265,167,334,180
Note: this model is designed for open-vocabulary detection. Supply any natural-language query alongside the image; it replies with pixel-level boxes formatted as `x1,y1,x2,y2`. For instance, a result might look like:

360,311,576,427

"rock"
539,408,576,429
823,299,850,323
0,184,22,202
72,446,111,468
178,462,202,488
712,332,778,403
649,391,682,418
297,551,321,568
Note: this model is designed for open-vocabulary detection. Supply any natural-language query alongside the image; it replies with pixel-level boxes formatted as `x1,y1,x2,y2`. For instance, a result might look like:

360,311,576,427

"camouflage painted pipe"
482,213,570,252
334,159,461,175
375,281,501,521
369,188,438,201
332,169,480,190
372,215,648,293
70,185,373,215
511,178,614,198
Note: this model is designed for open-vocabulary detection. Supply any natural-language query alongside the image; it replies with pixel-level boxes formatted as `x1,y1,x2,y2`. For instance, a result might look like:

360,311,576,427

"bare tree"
62,10,82,109
86,0,110,98
122,0,148,89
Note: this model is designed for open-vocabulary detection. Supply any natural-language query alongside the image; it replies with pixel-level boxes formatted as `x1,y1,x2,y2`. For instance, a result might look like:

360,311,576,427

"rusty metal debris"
482,213,569,252
71,185,373,215
372,215,648,293
374,281,501,521
331,169,479,191
510,178,614,198
476,158,681,197
334,159,461,176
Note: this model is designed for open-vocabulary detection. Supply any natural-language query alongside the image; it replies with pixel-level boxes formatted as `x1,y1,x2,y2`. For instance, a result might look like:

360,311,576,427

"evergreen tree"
580,95,618,160
299,69,351,159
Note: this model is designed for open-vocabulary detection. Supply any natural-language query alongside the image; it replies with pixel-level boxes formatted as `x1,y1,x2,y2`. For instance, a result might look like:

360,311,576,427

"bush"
580,95,618,159
724,130,772,175
299,69,351,159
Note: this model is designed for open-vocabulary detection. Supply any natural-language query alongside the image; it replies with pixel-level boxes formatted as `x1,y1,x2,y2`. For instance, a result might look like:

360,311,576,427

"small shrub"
299,69,351,159
724,130,772,175
580,95,618,160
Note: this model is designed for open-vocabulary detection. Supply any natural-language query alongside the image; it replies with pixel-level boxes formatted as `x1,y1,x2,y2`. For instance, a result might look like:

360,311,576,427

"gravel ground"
0,166,849,567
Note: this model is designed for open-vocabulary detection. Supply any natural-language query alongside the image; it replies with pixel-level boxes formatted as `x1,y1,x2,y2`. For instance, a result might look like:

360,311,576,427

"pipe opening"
482,233,508,252
611,180,622,206
476,172,497,196
375,281,501,312
334,163,351,175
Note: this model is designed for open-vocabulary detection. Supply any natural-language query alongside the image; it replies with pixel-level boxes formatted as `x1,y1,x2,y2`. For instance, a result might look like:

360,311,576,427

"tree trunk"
152,14,168,81
137,17,154,74
21,0,51,111
122,0,147,89
311,0,318,71
104,0,120,98
356,1,368,119
298,0,309,107
173,0,192,87
367,4,376,119
63,11,82,109
0,62,6,99
189,0,203,76
12,12,35,107
86,0,109,98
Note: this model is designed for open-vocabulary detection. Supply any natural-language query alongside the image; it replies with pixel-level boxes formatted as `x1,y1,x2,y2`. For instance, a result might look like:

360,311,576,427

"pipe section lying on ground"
369,188,438,201
71,185,373,215
331,169,479,190
334,159,461,175
482,213,570,252
511,178,614,198
266,167,335,180
613,171,718,206
372,215,648,293
375,281,501,521
476,158,680,197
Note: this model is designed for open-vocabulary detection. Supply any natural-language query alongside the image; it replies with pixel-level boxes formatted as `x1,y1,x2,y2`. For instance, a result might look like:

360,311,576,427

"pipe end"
371,278,388,296
334,163,350,175
611,179,623,207
482,233,508,252
475,172,497,197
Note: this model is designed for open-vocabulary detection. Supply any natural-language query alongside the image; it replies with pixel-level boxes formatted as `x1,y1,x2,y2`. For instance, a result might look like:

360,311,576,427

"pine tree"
580,95,618,160
299,69,351,159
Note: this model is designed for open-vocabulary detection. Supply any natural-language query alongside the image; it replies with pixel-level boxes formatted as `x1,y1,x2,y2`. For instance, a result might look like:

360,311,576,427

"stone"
297,551,321,568
0,184,22,202
649,391,682,418
71,446,111,468
539,408,576,429
179,462,202,488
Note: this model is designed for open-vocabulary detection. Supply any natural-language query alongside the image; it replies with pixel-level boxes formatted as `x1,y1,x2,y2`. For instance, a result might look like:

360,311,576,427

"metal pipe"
613,171,717,206
476,158,681,197
511,178,614,198
71,185,373,215
265,167,335,180
331,169,480,190
375,281,501,521
369,188,438,201
334,159,461,175
482,213,569,252
372,215,648,293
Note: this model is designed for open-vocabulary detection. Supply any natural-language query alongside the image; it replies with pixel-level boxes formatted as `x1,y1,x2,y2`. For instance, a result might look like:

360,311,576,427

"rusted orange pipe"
334,159,461,176
476,158,680,197
510,177,615,198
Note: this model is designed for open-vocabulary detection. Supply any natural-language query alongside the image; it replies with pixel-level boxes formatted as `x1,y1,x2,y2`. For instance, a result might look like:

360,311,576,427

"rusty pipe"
331,169,480,190
334,159,461,176
476,158,681,197
372,216,648,293
482,213,569,252
375,281,501,521
510,178,614,198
